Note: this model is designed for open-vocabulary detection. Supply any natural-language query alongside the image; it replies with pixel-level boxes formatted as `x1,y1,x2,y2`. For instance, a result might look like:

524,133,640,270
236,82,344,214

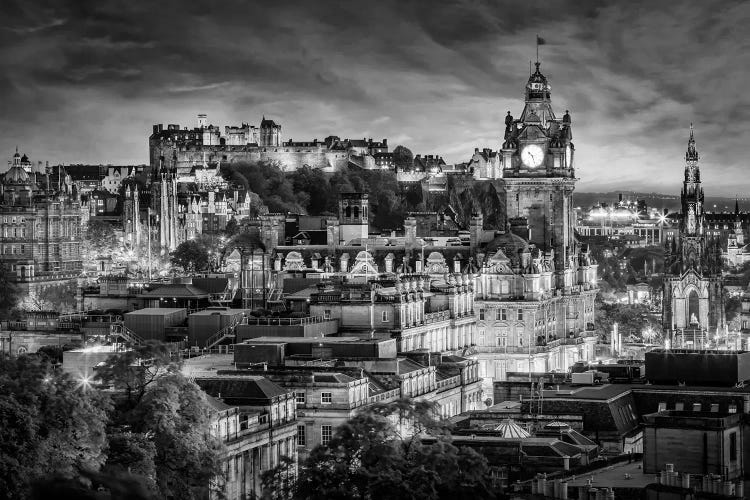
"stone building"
0,150,83,297
149,115,389,176
663,127,725,343
199,377,298,500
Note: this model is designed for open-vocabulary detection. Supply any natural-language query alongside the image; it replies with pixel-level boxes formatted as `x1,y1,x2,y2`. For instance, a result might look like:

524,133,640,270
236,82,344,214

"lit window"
692,403,702,412
729,404,737,414
321,392,332,404
675,402,684,411
321,425,332,445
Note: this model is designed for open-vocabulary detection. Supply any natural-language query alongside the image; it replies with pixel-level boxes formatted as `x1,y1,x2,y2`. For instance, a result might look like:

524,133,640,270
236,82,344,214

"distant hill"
574,191,750,213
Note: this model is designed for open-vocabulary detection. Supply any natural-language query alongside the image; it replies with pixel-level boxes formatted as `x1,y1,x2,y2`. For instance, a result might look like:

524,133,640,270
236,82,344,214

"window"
730,432,737,461
323,309,331,320
517,309,523,321
729,404,737,414
296,392,306,405
321,392,332,404
381,311,388,322
497,337,507,347
675,402,684,411
657,402,667,412
479,309,485,320
692,403,702,412
321,425,332,445
297,425,306,446
710,403,719,413
495,309,502,320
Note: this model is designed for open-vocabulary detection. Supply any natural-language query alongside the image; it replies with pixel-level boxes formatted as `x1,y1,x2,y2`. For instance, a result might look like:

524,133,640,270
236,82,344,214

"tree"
392,145,414,172
86,220,118,257
261,455,297,500
0,354,109,499
96,341,180,412
129,374,224,500
223,217,240,238
170,240,210,272
0,262,20,319
97,342,224,500
296,399,495,500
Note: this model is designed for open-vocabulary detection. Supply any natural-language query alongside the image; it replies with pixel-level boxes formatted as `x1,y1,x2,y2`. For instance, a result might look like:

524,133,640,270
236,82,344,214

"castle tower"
501,62,576,270
663,126,724,337
338,192,369,244
259,117,282,147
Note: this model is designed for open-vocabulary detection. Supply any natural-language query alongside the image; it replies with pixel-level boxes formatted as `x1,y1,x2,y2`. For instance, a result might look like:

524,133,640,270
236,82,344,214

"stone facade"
663,128,725,339
0,151,83,286
149,116,389,175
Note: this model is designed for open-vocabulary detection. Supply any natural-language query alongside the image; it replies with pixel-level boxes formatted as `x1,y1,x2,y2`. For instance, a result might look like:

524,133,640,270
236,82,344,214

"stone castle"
149,115,389,175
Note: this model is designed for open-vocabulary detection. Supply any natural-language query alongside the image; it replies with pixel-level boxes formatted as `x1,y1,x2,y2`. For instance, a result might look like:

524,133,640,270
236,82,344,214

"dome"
3,165,30,184
494,418,531,439
485,231,530,258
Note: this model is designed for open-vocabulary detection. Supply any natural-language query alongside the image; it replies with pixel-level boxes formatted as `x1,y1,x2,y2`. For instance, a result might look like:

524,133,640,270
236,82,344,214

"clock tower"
501,62,576,270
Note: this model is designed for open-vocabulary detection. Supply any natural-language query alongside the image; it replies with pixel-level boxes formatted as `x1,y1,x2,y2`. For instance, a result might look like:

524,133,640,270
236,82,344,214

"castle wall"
152,143,352,174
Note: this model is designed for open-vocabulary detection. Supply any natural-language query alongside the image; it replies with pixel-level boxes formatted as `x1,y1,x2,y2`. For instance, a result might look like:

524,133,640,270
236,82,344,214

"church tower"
338,192,369,244
501,62,576,271
663,126,724,340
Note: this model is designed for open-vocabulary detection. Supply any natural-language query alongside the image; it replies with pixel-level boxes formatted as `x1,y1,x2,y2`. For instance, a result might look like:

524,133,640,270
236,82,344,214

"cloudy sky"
1,0,749,195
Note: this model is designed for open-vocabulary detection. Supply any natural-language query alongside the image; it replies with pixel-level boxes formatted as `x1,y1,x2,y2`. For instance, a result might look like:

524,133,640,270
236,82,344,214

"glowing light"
77,374,94,391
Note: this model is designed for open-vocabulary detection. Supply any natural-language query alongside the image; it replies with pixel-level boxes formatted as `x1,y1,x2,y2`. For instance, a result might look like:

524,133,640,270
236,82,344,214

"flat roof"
190,308,249,317
565,461,653,489
66,345,128,354
541,384,633,401
239,336,386,344
125,307,186,315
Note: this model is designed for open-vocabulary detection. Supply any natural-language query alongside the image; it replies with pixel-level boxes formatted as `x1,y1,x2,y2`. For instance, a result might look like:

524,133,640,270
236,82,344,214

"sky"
1,0,749,195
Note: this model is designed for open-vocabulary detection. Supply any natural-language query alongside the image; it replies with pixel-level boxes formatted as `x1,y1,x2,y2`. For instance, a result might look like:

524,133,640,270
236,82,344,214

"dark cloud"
0,0,748,195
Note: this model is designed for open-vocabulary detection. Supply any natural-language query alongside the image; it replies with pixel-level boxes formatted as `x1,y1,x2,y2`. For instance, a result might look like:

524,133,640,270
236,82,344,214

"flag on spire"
536,35,546,63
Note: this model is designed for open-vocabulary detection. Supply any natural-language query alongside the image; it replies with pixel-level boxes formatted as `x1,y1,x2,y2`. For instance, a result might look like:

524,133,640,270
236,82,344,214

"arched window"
345,206,351,218
688,290,700,325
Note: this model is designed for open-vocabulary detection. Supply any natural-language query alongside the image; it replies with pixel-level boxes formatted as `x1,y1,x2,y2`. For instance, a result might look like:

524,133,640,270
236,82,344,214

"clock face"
521,144,545,168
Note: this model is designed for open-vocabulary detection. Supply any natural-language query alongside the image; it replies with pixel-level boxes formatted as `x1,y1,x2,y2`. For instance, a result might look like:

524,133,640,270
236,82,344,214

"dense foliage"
0,262,20,319
0,355,109,499
0,343,224,500
220,157,425,231
292,399,495,500
170,240,210,272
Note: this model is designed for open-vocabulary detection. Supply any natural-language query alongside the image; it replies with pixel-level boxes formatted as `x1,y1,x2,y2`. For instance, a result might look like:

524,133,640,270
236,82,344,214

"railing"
422,310,450,324
368,388,400,404
243,316,330,326
109,322,143,345
436,375,461,391
204,317,245,349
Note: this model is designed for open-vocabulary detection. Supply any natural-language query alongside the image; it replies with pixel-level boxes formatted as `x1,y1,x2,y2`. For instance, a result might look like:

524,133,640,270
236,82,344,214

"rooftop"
565,460,653,489
125,307,186,316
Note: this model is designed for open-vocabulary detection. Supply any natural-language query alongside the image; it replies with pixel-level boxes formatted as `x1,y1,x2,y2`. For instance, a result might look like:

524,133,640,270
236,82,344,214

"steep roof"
196,376,290,405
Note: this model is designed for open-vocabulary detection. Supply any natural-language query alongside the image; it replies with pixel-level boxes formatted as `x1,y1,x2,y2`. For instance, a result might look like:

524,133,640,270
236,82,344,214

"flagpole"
536,34,539,63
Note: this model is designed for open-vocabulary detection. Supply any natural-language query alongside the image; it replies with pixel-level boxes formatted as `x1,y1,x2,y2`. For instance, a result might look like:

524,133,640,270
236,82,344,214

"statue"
690,312,698,325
